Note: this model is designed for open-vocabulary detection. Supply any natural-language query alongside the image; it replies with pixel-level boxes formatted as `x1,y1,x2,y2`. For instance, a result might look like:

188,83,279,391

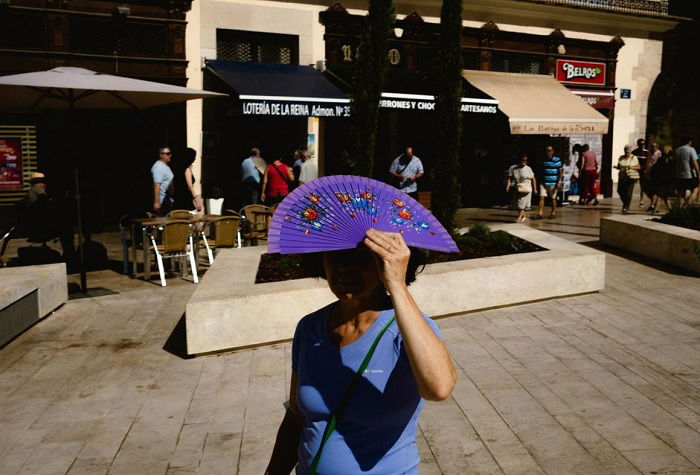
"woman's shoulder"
294,302,334,337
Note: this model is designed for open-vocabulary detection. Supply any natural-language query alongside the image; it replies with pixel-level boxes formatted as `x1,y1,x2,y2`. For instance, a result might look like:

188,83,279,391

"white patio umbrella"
0,66,224,109
0,67,226,292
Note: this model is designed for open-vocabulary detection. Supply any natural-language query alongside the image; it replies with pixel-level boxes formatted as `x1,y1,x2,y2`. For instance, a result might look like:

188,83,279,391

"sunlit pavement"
1,195,699,474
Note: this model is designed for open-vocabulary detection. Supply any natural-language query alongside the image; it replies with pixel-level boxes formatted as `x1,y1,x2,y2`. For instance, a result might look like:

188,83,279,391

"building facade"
185,0,683,205
0,0,193,224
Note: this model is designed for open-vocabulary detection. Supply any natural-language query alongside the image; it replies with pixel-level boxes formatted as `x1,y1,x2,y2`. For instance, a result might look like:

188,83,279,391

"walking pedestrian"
172,148,202,212
241,147,263,205
298,150,318,186
389,147,424,200
614,145,640,213
649,145,674,213
261,155,294,206
535,145,562,219
578,144,600,206
505,153,536,223
561,153,579,204
151,146,174,216
642,142,662,212
632,138,649,207
673,136,699,207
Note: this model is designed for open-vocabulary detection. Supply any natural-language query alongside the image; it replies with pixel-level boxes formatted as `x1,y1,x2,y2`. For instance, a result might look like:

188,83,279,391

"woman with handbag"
265,230,456,474
262,155,294,206
506,153,537,223
614,145,641,213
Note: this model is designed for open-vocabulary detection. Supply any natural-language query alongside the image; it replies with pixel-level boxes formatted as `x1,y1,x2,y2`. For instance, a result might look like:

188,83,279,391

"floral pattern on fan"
267,175,458,254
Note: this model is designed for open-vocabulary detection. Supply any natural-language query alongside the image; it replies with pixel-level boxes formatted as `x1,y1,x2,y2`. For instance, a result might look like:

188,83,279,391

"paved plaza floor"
1,200,699,474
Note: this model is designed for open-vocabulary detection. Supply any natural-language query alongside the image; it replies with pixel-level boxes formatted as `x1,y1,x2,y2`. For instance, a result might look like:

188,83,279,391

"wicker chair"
147,220,198,287
200,216,242,264
240,204,272,245
168,209,194,219
0,225,14,268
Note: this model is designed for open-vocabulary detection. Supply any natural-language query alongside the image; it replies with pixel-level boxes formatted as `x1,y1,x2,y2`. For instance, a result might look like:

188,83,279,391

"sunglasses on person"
161,151,172,155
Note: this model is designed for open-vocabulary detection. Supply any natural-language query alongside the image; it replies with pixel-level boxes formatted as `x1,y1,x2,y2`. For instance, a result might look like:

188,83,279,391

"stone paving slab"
0,203,699,474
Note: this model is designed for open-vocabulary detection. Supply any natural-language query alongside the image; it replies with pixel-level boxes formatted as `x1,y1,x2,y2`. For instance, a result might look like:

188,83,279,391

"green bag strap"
308,315,396,475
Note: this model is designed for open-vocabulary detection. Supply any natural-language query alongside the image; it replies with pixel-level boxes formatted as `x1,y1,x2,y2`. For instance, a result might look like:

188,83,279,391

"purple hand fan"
268,175,458,254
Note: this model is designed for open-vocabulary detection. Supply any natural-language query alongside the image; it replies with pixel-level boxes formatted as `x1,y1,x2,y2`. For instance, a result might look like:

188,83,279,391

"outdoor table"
128,214,221,281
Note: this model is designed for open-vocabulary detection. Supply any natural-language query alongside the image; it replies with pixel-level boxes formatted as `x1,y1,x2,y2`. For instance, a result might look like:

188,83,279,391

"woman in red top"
261,156,294,206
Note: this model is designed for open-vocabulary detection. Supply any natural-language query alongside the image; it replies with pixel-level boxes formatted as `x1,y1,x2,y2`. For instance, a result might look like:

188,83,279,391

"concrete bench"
601,215,700,274
0,263,68,347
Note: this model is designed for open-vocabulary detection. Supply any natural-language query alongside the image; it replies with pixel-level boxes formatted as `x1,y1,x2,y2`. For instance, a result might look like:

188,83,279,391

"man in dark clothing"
632,138,649,207
17,172,76,260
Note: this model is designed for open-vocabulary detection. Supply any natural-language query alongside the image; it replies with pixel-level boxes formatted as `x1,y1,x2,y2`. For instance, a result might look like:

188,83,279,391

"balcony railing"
516,0,685,19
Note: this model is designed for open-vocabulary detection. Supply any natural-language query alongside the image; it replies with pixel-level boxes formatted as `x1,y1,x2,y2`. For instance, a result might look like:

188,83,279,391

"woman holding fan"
265,176,457,475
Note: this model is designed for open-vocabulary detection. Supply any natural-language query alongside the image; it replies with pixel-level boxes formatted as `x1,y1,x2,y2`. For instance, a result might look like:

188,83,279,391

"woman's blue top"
292,303,443,474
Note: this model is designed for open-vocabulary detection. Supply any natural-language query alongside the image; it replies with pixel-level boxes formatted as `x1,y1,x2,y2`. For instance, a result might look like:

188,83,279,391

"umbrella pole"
68,96,87,293
74,168,87,293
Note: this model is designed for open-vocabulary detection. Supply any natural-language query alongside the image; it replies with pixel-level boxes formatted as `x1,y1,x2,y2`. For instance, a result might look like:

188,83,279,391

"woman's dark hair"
302,246,427,286
183,147,197,167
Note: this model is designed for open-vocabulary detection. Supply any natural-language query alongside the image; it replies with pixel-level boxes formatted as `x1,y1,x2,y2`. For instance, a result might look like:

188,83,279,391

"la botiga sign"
556,59,606,86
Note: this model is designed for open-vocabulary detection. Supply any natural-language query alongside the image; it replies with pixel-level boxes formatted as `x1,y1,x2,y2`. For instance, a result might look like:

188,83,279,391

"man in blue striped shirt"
536,145,563,219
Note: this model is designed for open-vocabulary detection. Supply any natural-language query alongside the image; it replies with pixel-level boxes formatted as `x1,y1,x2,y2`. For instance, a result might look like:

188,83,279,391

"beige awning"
462,70,609,135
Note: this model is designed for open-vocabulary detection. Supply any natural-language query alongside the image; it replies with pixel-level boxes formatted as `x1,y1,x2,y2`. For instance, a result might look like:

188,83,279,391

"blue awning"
205,60,350,118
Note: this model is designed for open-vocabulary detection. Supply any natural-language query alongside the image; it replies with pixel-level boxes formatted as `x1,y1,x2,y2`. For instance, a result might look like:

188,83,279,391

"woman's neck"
330,289,390,330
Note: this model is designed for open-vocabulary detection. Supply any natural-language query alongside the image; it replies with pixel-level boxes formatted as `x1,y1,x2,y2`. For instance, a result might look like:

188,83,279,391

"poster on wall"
307,133,316,160
0,139,22,190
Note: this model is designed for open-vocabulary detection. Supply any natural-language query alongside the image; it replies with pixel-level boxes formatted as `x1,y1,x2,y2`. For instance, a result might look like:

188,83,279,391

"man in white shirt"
389,147,424,199
298,151,318,186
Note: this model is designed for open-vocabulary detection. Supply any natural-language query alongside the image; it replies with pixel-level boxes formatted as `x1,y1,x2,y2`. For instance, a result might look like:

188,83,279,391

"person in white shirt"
298,151,318,185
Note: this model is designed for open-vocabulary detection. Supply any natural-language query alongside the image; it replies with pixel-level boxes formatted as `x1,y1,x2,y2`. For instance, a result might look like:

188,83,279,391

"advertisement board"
556,59,607,86
0,139,22,190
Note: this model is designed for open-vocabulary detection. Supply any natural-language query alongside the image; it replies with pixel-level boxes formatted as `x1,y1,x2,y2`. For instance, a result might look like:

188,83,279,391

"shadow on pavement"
163,313,194,359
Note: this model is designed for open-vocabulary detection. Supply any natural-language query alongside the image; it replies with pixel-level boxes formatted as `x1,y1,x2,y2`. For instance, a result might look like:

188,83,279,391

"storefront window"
216,29,299,65
491,53,545,75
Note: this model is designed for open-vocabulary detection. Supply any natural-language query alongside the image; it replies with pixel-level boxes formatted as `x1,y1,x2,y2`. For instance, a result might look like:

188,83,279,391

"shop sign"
379,95,498,114
510,121,608,135
556,59,606,86
0,139,23,190
241,100,350,118
572,91,615,110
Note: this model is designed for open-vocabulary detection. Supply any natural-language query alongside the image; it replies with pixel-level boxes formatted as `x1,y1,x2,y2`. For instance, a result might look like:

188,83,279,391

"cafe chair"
147,220,198,287
168,209,194,219
240,204,271,245
0,225,14,268
223,209,244,244
200,216,242,264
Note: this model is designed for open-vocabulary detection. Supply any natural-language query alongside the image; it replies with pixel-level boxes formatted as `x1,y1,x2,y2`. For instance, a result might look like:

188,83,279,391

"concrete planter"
601,214,700,273
186,225,605,355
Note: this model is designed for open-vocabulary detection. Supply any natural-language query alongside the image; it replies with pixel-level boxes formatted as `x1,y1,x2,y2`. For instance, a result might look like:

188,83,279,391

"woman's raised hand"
364,229,410,291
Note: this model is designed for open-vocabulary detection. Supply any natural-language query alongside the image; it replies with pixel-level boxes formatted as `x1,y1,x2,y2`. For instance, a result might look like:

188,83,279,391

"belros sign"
556,59,606,86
